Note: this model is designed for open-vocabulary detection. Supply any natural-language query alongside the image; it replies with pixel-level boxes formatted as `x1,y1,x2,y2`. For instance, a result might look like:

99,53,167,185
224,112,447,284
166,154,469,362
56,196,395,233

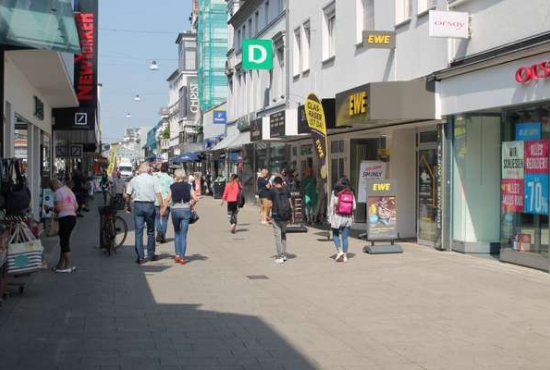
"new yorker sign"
363,31,396,49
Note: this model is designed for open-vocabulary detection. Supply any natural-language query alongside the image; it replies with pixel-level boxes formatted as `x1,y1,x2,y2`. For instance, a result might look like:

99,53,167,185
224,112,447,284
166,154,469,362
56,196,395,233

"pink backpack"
336,190,354,216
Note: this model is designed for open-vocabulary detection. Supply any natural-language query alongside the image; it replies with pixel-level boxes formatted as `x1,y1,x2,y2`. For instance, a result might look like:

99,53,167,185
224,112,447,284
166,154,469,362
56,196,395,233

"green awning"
0,0,81,54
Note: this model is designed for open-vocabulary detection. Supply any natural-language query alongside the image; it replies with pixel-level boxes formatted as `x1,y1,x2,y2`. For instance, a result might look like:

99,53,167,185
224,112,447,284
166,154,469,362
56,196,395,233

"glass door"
417,145,438,246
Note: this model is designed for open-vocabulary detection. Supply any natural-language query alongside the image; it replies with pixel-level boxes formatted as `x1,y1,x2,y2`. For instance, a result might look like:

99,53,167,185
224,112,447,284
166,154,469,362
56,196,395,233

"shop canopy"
210,132,251,151
0,0,81,53
172,152,201,164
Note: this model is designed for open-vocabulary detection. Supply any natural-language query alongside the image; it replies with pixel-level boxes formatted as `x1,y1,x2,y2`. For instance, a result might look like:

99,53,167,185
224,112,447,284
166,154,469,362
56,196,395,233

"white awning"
210,132,251,151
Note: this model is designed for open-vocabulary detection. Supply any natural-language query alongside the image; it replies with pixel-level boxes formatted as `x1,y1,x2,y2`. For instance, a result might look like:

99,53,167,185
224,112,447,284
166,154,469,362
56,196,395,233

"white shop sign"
429,11,469,39
358,161,387,203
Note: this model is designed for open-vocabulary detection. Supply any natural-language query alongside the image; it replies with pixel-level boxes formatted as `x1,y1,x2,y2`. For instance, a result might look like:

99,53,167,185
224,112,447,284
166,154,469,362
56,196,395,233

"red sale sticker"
501,179,524,212
524,139,549,175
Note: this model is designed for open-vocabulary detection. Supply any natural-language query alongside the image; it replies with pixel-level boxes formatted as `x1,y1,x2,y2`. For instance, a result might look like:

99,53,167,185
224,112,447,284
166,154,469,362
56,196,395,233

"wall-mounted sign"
335,84,369,127
189,80,200,115
270,110,286,138
75,112,88,126
213,110,227,124
429,10,469,39
70,144,83,158
56,145,68,158
250,118,263,141
515,61,550,84
33,96,44,121
243,39,273,70
363,31,396,49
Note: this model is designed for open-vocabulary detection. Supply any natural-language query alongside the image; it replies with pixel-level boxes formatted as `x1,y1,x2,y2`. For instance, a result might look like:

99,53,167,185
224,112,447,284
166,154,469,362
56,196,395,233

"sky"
98,0,192,143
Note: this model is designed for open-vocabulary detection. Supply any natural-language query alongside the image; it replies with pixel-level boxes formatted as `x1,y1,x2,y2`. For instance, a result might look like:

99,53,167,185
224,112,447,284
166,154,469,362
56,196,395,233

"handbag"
46,218,59,237
5,160,31,213
7,223,43,275
238,190,246,208
189,210,200,224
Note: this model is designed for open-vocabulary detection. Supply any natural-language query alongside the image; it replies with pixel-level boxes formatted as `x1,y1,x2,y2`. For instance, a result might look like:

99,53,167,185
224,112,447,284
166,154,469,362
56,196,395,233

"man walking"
155,162,173,244
126,163,164,264
257,169,270,225
268,177,293,264
111,170,125,209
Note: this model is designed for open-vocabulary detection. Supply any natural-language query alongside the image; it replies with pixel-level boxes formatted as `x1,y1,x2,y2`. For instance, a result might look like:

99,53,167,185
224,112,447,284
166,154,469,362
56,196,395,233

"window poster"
502,141,524,180
516,122,542,141
523,139,549,215
501,179,524,213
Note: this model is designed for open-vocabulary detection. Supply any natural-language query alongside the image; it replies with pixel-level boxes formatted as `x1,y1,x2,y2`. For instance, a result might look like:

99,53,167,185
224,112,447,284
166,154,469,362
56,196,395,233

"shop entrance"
350,138,382,223
417,130,439,247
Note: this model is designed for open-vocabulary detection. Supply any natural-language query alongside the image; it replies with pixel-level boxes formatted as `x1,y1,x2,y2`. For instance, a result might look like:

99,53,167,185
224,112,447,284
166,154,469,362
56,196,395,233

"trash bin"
213,177,226,199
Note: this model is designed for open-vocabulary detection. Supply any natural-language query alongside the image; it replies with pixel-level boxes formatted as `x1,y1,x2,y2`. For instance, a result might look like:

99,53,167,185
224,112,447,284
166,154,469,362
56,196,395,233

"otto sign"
429,11,469,39
516,61,550,84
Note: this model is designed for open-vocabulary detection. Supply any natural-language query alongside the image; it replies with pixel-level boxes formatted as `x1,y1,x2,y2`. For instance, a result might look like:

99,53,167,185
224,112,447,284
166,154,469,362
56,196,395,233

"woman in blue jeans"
163,169,198,265
327,177,356,263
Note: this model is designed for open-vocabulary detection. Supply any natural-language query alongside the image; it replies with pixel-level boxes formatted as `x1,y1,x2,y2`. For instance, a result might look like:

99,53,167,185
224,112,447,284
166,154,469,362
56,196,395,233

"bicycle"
99,202,128,256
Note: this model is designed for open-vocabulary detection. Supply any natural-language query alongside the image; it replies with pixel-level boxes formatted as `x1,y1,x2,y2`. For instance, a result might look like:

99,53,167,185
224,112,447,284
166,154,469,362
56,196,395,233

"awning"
210,132,251,151
172,152,201,164
0,0,81,53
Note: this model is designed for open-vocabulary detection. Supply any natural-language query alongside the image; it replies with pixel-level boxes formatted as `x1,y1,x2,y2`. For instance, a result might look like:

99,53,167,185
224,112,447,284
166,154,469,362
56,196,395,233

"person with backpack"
268,177,294,264
221,174,243,234
328,177,356,263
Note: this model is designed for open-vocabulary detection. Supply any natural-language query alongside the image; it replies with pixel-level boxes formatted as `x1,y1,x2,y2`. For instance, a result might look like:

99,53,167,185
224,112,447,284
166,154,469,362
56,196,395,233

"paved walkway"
2,196,550,370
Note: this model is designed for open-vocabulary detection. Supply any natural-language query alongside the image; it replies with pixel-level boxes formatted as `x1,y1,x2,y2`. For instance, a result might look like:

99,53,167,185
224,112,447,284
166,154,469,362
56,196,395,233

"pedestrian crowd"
48,162,357,271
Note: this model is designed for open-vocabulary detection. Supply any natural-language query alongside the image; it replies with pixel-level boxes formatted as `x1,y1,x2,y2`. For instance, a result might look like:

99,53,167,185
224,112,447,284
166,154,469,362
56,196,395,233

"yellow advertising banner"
305,93,328,180
107,144,117,176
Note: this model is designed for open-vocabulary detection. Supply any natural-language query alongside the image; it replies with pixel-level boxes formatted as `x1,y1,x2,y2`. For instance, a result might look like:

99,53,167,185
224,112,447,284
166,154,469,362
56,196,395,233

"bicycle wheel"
113,216,128,249
101,221,115,256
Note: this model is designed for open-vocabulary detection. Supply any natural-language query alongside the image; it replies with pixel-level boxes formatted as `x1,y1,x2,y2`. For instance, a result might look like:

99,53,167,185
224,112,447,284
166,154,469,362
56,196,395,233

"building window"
417,0,436,14
323,2,336,61
302,21,310,72
248,19,253,37
293,27,301,77
356,0,375,43
237,29,241,51
395,0,412,24
255,11,260,35
265,0,270,27
243,25,246,41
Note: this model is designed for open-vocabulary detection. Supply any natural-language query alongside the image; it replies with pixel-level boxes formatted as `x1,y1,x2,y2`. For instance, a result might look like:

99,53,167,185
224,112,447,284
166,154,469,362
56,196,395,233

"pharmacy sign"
243,39,273,70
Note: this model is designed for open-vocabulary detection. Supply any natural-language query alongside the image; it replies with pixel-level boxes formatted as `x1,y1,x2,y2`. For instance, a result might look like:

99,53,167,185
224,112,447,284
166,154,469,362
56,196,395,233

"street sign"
56,145,68,158
213,110,227,124
70,144,83,158
242,39,273,70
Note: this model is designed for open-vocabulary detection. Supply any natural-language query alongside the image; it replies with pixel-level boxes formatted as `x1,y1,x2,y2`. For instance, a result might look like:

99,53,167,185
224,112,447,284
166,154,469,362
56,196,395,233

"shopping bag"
46,218,59,237
8,224,43,275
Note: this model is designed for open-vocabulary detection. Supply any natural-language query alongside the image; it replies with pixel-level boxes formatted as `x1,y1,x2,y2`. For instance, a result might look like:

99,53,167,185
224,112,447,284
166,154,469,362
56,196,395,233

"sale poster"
524,174,549,215
501,179,524,212
358,161,386,203
502,141,524,179
524,139,549,175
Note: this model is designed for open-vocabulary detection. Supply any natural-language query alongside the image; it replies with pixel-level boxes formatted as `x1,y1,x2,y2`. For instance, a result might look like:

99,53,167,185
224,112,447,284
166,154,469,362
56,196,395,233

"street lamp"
149,60,159,71
134,94,141,102
126,113,131,118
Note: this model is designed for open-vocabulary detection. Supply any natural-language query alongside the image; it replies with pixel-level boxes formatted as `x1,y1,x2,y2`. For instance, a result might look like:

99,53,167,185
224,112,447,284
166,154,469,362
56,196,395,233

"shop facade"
437,48,550,271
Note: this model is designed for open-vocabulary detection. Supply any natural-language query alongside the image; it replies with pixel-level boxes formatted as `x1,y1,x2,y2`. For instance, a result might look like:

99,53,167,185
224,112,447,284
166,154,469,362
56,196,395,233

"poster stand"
287,190,308,233
362,180,403,254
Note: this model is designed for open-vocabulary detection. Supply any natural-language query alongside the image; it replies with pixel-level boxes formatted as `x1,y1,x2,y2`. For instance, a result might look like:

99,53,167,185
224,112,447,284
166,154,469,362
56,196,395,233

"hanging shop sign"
70,144,83,158
515,61,550,84
242,39,273,70
366,180,398,240
357,161,387,203
516,122,542,141
52,0,98,130
270,111,286,138
429,10,469,39
55,145,68,158
107,144,117,176
523,139,549,215
304,93,329,180
188,79,200,116
33,96,44,121
250,118,263,141
501,141,524,180
362,31,396,49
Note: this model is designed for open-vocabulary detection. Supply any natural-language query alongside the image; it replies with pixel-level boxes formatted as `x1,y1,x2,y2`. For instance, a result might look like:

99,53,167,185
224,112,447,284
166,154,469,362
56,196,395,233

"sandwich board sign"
366,180,398,241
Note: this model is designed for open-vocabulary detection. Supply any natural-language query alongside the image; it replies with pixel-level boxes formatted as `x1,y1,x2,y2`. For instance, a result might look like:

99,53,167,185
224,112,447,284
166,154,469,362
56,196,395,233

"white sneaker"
282,255,288,262
275,257,285,264
335,252,344,262
343,254,348,263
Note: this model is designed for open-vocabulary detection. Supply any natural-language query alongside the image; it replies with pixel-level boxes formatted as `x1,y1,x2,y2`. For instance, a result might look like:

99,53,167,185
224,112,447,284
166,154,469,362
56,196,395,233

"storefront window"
41,132,51,177
269,143,289,173
500,105,550,257
14,120,28,178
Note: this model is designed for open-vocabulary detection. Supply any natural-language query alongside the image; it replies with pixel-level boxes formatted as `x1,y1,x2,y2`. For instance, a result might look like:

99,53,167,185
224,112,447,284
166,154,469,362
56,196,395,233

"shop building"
1,0,83,218
433,0,550,270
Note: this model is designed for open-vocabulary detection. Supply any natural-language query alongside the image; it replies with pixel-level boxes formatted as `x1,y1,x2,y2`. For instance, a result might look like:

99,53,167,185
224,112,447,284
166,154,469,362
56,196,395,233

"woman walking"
221,174,242,234
50,179,78,273
163,169,198,265
328,177,356,263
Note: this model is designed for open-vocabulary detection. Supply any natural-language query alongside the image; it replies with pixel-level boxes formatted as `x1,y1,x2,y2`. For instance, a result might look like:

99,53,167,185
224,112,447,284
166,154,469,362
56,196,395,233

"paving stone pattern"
2,197,550,369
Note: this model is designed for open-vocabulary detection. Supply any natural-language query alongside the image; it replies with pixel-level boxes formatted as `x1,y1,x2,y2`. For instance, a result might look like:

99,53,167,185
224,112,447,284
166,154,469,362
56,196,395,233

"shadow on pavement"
0,198,317,370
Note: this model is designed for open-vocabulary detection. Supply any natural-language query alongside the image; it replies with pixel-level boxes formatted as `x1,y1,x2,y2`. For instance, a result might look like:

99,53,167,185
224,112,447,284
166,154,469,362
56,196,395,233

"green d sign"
243,39,273,70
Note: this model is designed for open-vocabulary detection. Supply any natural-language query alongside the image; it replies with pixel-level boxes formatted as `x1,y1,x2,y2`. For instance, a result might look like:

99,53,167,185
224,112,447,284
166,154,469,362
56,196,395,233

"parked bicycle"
98,202,128,256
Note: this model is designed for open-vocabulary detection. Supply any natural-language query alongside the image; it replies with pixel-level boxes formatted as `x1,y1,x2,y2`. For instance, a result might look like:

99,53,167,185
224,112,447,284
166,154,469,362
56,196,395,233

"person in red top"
221,174,242,234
